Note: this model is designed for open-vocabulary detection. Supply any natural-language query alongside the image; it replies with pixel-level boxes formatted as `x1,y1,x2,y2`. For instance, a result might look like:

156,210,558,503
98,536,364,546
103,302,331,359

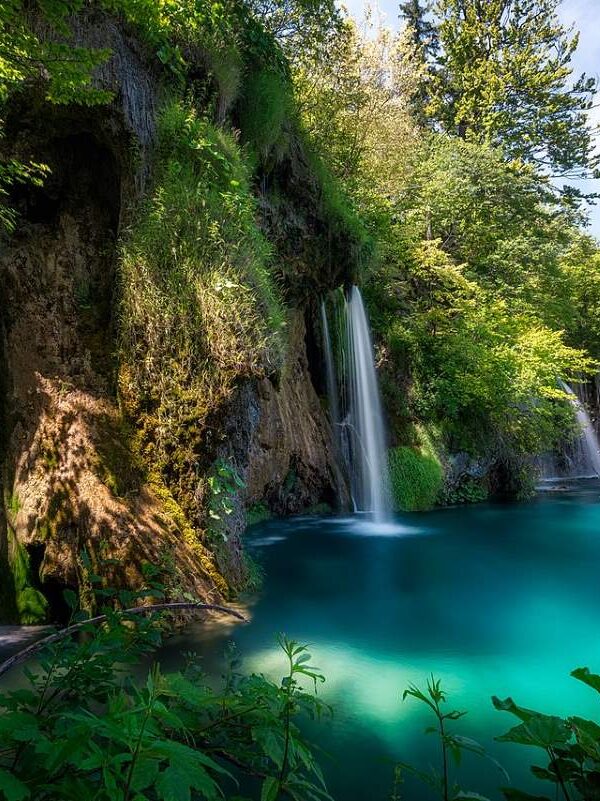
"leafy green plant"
388,444,443,512
206,459,244,543
0,580,332,801
237,67,294,163
4,492,48,623
440,478,488,506
246,501,272,526
400,676,507,801
400,667,600,801
493,667,600,801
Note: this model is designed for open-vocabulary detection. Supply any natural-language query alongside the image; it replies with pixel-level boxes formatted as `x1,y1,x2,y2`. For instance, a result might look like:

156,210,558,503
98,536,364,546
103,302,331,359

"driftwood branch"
0,602,247,679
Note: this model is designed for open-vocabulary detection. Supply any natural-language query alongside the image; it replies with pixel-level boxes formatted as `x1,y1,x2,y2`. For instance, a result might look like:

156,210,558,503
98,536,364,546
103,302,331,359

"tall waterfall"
345,286,391,521
559,380,600,478
320,300,341,453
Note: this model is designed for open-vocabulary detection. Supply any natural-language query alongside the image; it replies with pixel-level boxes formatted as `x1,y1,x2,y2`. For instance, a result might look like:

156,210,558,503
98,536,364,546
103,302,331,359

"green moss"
241,552,264,593
237,67,293,164
40,435,59,471
17,586,48,624
7,491,21,519
246,501,272,527
37,488,71,541
7,528,48,624
302,140,373,281
93,418,143,498
388,428,444,512
440,477,489,506
148,472,228,599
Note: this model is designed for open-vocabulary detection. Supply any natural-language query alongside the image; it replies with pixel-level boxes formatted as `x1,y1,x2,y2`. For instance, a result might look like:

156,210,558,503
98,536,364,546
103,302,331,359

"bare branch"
0,602,247,679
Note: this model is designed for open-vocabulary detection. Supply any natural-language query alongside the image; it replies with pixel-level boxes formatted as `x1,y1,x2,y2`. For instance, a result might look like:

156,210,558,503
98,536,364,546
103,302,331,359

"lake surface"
158,483,600,801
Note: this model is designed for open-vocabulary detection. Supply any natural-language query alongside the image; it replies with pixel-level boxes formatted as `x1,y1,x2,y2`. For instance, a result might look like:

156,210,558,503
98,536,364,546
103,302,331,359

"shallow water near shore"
157,481,600,800
2,484,600,799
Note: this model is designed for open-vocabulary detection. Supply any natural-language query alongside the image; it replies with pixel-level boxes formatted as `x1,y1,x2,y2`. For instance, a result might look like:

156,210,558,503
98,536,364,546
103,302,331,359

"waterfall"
320,300,341,453
559,380,600,478
320,287,392,521
541,381,600,481
345,286,391,521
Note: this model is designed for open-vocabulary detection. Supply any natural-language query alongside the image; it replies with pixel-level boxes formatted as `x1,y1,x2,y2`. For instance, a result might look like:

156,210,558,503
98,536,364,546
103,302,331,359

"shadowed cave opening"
9,130,121,233
26,544,75,625
304,306,327,398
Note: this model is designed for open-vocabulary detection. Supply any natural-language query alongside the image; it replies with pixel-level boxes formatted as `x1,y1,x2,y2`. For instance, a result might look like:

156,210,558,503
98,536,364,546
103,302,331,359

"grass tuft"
119,99,286,588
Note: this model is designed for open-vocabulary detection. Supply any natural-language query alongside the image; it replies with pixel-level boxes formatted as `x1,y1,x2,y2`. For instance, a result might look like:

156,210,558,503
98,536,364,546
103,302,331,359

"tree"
426,0,598,181
399,0,438,56
0,0,113,232
295,14,420,190
398,0,439,124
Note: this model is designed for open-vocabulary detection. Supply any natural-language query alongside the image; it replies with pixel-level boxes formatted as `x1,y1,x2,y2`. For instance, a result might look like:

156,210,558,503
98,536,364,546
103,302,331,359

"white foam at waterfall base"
345,286,391,522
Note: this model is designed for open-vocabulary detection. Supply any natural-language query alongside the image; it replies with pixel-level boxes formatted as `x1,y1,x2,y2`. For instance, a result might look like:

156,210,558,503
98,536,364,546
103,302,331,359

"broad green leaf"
570,715,600,757
0,712,40,742
492,697,541,723
130,757,160,792
260,777,279,801
495,715,571,749
253,727,284,769
0,770,29,801
155,763,219,801
571,667,600,694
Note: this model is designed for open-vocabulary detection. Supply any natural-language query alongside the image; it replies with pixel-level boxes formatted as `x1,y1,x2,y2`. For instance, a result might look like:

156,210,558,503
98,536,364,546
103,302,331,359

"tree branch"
0,602,247,679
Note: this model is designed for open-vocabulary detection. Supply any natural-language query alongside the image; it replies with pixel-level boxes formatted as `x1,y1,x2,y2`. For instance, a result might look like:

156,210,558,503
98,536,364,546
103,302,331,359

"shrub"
246,500,272,526
388,430,443,512
6,519,47,624
0,581,331,801
401,668,600,801
237,67,294,163
440,476,489,506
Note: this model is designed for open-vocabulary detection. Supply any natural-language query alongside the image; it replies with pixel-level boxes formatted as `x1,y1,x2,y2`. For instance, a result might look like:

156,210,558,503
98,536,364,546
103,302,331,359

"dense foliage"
0,579,331,801
406,0,599,184
293,2,600,491
388,427,443,511
4,0,600,498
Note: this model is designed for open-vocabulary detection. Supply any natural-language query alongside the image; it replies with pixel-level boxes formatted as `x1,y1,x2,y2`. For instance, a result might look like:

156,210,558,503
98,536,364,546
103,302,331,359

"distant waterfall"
344,287,391,521
320,300,341,453
559,380,600,478
539,381,600,481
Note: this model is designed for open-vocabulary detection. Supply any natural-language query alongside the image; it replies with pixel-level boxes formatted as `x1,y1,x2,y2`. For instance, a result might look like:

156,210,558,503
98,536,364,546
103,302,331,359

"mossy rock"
388,445,443,512
7,528,48,623
16,586,48,624
246,501,272,527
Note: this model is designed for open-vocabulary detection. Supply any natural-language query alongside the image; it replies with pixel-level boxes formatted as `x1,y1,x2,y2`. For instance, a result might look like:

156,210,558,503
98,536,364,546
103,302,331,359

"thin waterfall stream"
321,286,391,521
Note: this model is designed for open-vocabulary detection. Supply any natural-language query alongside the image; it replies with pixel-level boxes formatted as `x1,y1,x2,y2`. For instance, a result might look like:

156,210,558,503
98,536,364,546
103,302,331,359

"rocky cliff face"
0,11,348,622
0,126,220,622
214,312,349,585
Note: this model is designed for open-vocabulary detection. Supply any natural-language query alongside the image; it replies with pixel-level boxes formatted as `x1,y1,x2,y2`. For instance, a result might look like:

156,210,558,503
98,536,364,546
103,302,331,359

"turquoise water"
160,485,600,800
